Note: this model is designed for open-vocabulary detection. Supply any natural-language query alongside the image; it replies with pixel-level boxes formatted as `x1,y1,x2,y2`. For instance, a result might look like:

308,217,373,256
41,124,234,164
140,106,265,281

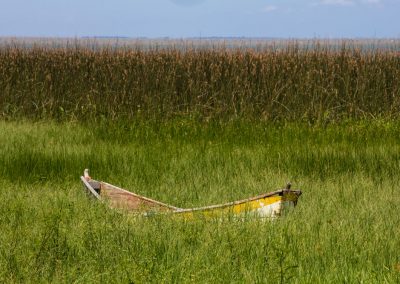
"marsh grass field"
0,40,400,283
1,120,400,283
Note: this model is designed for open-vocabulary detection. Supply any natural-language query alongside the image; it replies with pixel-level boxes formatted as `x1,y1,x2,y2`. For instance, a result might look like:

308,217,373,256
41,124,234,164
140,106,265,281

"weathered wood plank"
81,176,101,200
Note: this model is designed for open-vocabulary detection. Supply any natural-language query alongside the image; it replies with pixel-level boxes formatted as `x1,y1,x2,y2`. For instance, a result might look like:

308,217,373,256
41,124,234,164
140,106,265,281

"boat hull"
81,175,301,219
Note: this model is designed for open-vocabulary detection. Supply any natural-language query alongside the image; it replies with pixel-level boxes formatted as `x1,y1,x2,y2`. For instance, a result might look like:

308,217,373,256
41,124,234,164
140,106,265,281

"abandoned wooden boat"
81,169,302,218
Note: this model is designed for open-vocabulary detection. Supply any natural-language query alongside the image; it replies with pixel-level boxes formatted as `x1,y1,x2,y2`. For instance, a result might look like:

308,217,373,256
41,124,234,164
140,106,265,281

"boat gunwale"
174,189,301,213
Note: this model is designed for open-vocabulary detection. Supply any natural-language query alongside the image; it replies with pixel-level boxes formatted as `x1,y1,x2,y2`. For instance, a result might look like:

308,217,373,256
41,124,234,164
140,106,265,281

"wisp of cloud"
170,0,206,7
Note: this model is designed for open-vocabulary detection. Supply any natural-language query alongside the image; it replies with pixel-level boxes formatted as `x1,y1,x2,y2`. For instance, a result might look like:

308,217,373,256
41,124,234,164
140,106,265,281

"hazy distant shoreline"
1,36,399,51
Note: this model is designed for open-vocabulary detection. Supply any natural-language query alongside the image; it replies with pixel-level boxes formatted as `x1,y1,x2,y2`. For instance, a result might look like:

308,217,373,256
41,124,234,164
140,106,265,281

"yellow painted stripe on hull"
176,195,283,219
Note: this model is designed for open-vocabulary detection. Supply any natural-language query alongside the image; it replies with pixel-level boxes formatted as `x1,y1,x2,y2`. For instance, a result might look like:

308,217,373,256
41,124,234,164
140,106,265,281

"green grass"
1,119,400,283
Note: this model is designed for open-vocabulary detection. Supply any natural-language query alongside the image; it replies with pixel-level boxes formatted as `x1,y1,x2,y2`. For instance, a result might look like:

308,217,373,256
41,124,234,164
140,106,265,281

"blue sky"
0,0,399,38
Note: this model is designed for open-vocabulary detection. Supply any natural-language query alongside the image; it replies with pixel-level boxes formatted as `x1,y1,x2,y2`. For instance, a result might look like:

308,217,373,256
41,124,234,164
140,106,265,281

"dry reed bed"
0,44,399,121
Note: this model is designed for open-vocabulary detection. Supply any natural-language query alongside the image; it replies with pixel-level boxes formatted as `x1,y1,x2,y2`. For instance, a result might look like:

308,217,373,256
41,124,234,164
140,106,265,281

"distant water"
0,37,399,51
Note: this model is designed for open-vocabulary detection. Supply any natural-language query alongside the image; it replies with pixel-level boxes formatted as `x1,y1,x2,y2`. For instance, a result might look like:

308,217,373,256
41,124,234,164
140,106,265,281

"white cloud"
314,0,383,6
262,5,278,12
170,0,206,7
319,0,355,6
362,0,381,3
